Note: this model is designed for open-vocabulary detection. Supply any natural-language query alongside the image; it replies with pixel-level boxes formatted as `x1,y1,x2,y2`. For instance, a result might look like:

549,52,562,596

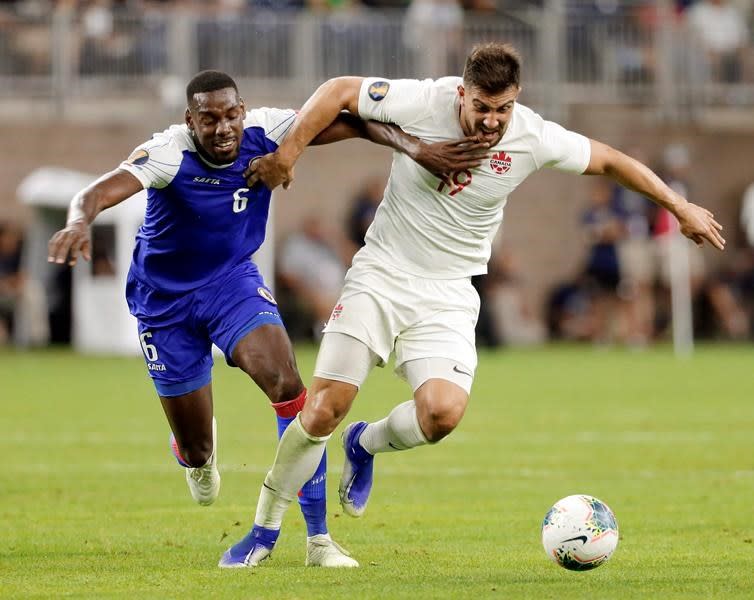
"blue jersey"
119,108,296,293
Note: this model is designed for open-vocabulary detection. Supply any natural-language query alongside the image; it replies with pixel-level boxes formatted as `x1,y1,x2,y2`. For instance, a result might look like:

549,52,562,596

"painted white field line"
449,431,743,444
2,430,747,446
5,462,753,481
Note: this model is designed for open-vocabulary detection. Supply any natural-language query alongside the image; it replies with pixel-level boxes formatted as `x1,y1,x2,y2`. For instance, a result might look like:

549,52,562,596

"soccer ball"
541,494,619,571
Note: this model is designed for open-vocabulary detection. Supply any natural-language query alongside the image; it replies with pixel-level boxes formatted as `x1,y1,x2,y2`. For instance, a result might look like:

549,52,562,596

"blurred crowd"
543,143,754,348
1,0,753,89
1,0,754,348
0,222,24,346
274,150,754,348
3,157,754,349
564,0,754,87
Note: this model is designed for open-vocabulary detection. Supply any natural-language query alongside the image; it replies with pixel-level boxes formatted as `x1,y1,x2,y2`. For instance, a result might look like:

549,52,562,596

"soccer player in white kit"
220,43,726,567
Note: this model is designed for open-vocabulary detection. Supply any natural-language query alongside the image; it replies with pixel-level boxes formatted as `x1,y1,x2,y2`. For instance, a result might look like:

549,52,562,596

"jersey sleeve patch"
119,129,184,190
126,149,150,166
367,81,390,101
358,77,433,127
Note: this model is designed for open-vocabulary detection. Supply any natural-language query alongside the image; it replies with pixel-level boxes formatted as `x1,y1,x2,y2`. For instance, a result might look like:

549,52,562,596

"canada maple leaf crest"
490,151,512,174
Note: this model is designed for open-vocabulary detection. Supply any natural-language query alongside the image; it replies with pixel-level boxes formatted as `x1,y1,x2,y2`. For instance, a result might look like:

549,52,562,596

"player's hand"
244,152,295,191
47,220,91,266
676,202,725,250
413,136,491,185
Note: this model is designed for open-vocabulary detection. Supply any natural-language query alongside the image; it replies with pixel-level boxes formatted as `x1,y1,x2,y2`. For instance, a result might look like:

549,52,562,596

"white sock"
359,400,429,454
254,414,330,530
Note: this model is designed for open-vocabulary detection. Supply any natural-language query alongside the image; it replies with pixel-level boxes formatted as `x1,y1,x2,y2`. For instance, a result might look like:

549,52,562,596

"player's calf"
170,417,220,506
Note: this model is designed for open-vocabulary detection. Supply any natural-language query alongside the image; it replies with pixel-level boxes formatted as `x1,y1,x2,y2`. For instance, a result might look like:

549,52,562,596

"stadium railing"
0,1,752,120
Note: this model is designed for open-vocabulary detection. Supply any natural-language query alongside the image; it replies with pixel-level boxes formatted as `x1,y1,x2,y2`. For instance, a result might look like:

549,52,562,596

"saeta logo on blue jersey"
193,176,221,185
368,81,390,101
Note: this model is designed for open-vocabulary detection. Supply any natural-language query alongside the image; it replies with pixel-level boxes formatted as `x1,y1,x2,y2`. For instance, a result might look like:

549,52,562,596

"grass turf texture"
1,344,753,599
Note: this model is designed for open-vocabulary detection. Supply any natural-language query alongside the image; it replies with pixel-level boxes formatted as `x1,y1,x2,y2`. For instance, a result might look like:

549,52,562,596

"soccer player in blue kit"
47,70,490,567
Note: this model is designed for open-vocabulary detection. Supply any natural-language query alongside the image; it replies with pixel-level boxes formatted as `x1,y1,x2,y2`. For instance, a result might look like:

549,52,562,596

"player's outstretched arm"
245,114,491,189
47,169,143,266
585,139,725,250
246,77,364,191
308,112,491,184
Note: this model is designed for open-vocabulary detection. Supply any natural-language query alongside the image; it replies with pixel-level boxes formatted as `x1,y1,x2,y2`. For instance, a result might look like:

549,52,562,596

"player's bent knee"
268,371,304,404
233,327,303,403
300,383,355,436
300,399,343,436
246,359,303,404
420,402,465,443
422,416,459,443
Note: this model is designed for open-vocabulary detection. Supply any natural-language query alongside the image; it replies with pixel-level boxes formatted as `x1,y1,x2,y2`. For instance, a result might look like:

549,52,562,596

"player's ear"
457,85,465,98
239,97,246,114
185,107,193,130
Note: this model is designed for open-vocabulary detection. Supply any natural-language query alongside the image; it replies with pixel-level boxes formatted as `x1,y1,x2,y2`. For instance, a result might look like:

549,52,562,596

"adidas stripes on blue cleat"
218,526,279,568
338,421,373,518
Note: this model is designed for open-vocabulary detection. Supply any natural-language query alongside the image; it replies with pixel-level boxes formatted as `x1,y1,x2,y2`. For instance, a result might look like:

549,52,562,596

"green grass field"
2,344,753,598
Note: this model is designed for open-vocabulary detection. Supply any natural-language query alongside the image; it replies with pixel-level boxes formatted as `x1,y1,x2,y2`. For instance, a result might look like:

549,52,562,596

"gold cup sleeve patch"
126,149,150,166
368,81,390,101
258,287,277,305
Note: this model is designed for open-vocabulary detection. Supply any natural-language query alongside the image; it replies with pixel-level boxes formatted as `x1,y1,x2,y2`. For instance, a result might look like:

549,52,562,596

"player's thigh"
303,332,379,435
232,323,303,401
160,383,214,460
314,331,380,390
136,319,213,398
323,256,419,366
394,278,479,388
403,356,474,396
200,261,286,367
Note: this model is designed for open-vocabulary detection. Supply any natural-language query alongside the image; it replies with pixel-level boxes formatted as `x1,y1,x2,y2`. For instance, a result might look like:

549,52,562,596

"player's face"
458,84,520,146
186,88,246,164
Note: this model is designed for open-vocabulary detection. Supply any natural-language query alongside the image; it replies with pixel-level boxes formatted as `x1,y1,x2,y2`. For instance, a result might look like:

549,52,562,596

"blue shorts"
126,260,283,397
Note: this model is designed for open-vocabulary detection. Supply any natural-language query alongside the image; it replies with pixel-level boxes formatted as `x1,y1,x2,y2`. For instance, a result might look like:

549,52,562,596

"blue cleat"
218,526,279,568
338,421,373,518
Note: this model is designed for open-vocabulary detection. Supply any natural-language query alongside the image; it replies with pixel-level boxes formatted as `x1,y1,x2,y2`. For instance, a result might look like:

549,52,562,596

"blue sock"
275,411,329,537
298,452,328,537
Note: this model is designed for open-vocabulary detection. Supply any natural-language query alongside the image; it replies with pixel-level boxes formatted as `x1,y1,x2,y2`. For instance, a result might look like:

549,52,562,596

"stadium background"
2,2,754,598
2,0,754,350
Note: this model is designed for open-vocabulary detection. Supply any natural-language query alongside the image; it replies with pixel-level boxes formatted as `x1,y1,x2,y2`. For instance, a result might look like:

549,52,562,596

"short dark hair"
462,43,521,94
186,70,238,106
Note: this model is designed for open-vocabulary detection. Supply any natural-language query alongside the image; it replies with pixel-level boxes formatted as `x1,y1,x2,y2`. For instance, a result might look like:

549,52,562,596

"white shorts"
314,332,474,393
322,255,479,376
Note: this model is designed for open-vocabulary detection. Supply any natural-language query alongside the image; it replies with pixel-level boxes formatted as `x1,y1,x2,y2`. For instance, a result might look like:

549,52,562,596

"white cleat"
186,417,220,506
305,534,359,568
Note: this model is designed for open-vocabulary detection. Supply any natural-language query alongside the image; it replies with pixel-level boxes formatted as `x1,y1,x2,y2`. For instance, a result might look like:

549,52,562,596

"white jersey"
357,77,591,279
